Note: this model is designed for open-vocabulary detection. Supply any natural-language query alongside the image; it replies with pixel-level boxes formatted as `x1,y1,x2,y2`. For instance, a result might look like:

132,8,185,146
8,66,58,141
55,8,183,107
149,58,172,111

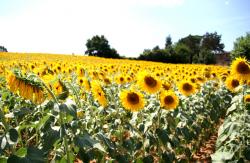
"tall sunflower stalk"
39,78,71,163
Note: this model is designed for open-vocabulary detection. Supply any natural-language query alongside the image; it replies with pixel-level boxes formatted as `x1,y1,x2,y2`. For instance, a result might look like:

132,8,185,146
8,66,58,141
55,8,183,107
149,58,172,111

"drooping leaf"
74,133,98,148
97,133,114,149
7,147,45,163
15,148,27,157
156,128,170,145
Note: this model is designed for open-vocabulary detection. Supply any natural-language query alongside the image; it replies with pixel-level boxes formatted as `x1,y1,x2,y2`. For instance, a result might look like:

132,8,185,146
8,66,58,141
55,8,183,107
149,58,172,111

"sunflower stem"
240,84,247,158
39,78,70,163
67,81,82,108
157,107,162,129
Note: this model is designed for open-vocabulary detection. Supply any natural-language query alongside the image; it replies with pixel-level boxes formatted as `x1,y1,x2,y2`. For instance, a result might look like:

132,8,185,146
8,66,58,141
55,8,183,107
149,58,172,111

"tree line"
1,32,249,63
84,32,250,64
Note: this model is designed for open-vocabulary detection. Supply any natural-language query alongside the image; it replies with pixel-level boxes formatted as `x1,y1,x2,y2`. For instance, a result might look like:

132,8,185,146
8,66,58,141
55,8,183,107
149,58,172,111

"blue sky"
0,0,249,57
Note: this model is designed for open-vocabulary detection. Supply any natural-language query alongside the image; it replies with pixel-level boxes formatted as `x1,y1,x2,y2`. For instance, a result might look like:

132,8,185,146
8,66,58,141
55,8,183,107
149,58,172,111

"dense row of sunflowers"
1,53,249,108
0,52,249,162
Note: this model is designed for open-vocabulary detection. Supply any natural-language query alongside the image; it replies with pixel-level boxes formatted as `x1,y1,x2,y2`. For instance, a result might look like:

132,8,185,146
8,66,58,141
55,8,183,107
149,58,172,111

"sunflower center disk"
127,93,140,105
183,83,192,91
232,80,239,88
163,84,171,90
164,96,174,104
144,76,157,88
237,62,250,74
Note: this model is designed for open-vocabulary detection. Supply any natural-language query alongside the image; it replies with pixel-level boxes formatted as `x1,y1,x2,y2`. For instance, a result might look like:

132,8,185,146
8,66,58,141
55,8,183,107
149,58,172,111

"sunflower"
82,77,91,92
162,81,172,91
244,94,250,103
178,81,196,96
196,76,206,84
230,57,250,81
91,81,108,107
103,77,112,85
225,76,240,92
126,76,133,83
115,75,126,85
160,91,179,110
7,73,44,104
78,77,85,86
137,72,161,94
120,89,145,112
54,81,63,95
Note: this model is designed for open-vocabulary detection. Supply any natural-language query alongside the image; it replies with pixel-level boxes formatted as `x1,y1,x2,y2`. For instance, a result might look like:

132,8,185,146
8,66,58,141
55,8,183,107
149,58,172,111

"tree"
201,32,224,53
85,35,120,58
231,33,250,60
198,49,216,64
165,35,172,49
138,47,170,63
173,43,190,63
0,46,8,52
178,35,202,63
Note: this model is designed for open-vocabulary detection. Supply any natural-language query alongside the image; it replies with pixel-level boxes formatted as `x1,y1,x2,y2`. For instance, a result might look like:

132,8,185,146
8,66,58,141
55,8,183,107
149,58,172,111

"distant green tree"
201,32,224,53
198,49,216,64
138,32,224,64
85,35,120,58
0,46,8,52
178,35,202,63
138,47,170,62
165,35,172,49
231,33,250,60
152,45,160,51
173,43,190,63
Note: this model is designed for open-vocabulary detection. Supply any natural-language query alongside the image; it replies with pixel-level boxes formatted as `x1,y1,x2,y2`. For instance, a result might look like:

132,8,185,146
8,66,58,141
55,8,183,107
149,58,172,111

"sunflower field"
0,52,250,162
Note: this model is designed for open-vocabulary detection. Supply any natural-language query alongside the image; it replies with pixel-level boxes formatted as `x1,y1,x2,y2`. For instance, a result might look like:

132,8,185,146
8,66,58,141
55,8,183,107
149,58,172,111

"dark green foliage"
0,46,8,52
85,35,120,58
201,32,224,53
165,35,172,49
178,34,202,63
231,32,250,60
138,32,224,64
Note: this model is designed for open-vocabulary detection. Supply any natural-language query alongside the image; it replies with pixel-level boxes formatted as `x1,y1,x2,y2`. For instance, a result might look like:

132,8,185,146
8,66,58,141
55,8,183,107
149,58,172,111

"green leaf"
142,155,154,163
74,133,98,148
116,154,130,163
162,151,175,162
156,128,170,145
181,126,192,141
26,147,46,163
0,157,7,163
243,145,250,160
226,103,237,115
41,127,60,152
97,133,114,149
7,147,45,163
7,155,28,163
122,139,134,151
59,152,75,163
35,114,50,131
60,125,66,138
13,107,33,118
59,103,77,118
15,148,27,157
